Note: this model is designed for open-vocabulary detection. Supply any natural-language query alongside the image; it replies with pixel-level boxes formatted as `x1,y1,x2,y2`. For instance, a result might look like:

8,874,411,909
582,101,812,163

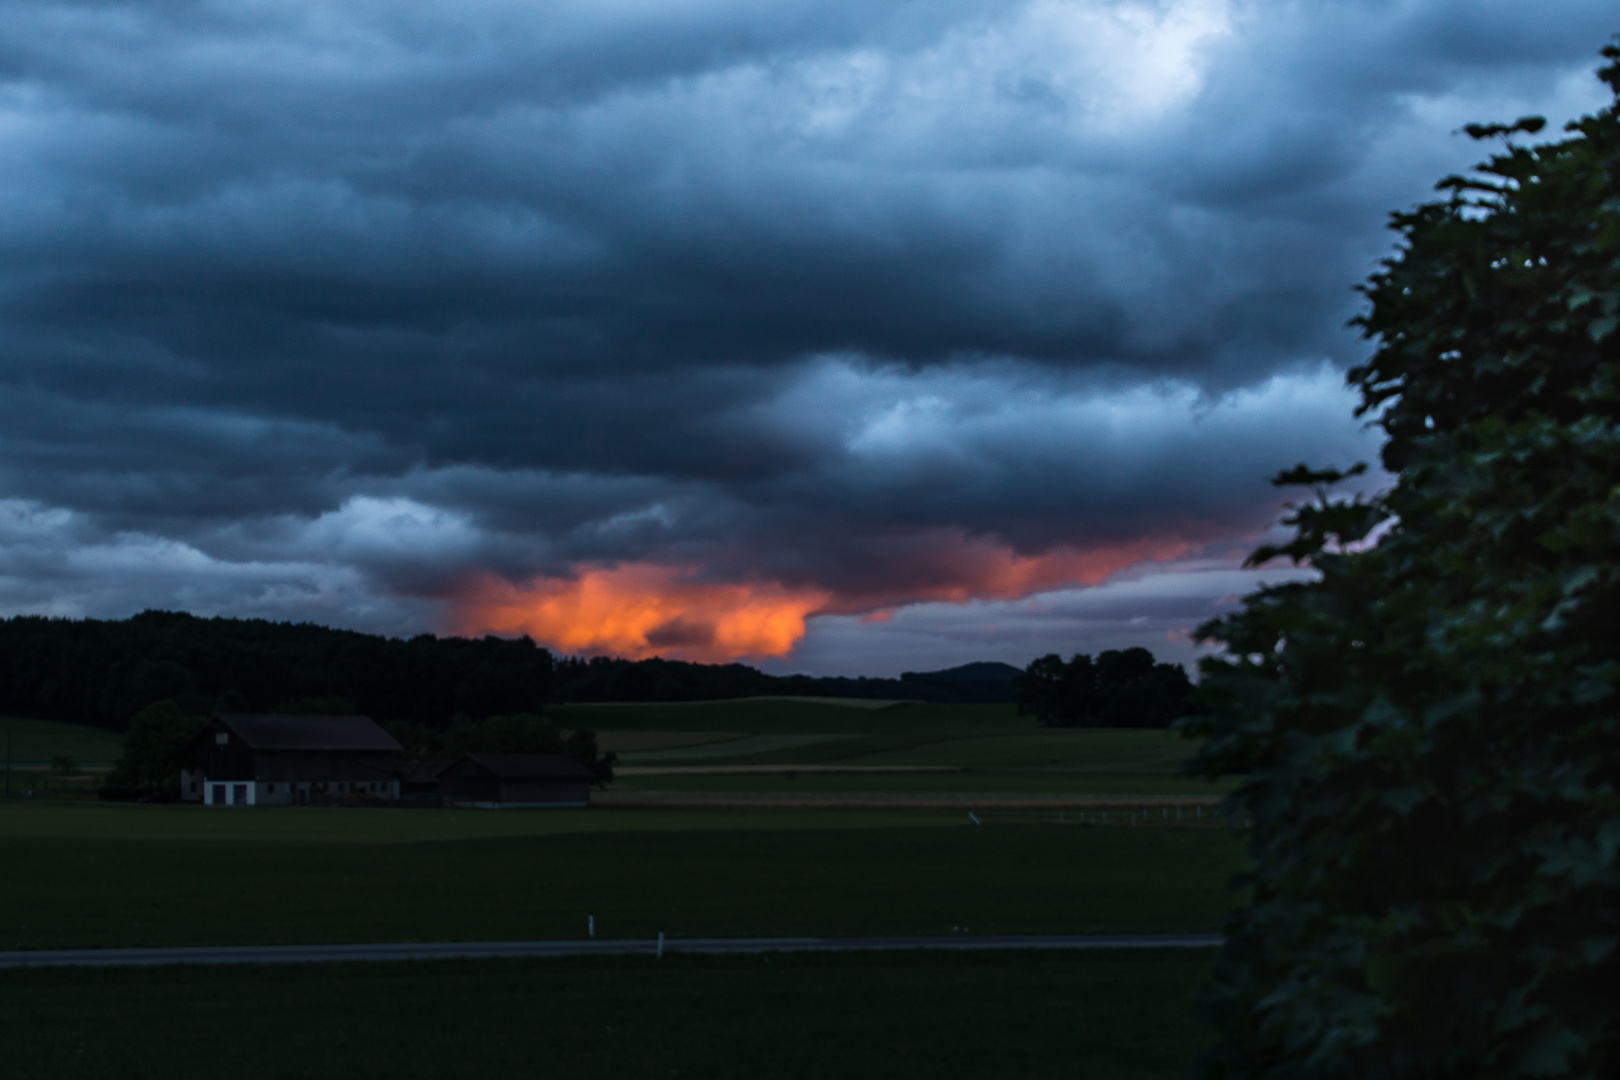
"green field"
1,704,1227,800
0,704,1236,1078
0,803,1242,949
0,716,122,766
1,950,1213,1080
558,702,1230,799
610,765,1216,798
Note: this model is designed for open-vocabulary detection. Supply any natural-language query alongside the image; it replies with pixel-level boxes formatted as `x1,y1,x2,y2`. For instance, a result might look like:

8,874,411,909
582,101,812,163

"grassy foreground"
0,804,1242,949
0,714,1236,1079
1,950,1213,1080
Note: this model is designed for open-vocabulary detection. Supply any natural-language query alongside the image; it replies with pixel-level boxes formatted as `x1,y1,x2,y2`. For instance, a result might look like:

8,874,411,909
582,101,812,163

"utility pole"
4,725,10,799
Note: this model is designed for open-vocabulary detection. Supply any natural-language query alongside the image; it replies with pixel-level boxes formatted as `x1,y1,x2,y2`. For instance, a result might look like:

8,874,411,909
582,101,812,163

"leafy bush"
1185,46,1620,1080
104,699,209,795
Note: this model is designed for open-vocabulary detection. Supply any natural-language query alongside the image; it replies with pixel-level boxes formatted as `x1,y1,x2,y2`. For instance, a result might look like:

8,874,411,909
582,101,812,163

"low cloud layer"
0,1,1613,669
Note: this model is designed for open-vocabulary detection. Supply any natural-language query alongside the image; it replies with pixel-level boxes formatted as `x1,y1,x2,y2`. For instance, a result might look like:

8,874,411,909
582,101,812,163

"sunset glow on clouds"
0,0,1612,672
453,535,1192,662
457,564,831,662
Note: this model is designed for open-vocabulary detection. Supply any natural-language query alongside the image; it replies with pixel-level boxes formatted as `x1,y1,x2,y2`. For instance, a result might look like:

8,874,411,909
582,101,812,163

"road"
0,933,1221,969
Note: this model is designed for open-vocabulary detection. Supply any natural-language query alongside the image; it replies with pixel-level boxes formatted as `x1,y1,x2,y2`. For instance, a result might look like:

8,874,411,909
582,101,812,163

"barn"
438,753,593,808
396,759,451,804
184,713,404,807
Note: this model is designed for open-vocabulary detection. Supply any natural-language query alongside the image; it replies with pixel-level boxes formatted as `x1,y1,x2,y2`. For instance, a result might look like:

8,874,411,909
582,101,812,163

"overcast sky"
0,0,1613,674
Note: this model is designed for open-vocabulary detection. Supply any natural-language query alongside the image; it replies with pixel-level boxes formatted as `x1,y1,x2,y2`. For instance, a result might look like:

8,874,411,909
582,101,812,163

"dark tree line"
0,610,551,730
1013,647,1196,727
0,610,1025,732
551,656,1021,704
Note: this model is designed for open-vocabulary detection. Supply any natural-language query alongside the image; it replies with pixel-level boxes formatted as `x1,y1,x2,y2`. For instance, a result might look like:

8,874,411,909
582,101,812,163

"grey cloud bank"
0,0,1613,669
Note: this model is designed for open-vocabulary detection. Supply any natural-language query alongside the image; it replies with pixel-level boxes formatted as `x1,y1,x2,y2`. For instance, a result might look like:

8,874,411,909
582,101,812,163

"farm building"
183,713,404,807
438,753,592,808
396,759,450,805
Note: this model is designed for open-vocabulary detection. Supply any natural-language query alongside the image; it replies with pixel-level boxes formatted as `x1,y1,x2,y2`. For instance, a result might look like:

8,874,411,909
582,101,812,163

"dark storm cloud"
0,0,1614,659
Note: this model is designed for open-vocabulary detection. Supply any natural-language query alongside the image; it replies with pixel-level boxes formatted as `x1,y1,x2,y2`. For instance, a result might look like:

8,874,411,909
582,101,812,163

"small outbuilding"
184,713,404,807
396,759,450,805
438,753,593,808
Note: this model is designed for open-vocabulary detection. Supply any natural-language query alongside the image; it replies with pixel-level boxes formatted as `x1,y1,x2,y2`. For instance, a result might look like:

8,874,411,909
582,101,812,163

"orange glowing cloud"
453,533,1192,663
815,532,1194,615
456,563,831,662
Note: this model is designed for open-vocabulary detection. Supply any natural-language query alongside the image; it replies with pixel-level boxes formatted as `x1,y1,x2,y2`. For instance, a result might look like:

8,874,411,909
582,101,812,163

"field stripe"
0,934,1222,969
593,793,1225,810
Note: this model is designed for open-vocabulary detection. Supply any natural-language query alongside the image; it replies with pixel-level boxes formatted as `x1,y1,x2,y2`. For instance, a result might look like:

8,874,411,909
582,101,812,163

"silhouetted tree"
1186,46,1620,1080
1015,649,1192,727
104,698,209,794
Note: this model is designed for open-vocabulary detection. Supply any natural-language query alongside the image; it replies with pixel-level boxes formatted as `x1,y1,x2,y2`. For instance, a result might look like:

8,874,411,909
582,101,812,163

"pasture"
1,950,1213,1080
0,802,1243,949
0,704,1239,1078
561,700,1232,800
0,716,122,766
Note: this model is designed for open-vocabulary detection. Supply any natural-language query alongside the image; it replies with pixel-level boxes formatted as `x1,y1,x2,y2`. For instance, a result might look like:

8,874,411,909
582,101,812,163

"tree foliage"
1185,46,1620,1080
1014,647,1195,727
104,698,209,794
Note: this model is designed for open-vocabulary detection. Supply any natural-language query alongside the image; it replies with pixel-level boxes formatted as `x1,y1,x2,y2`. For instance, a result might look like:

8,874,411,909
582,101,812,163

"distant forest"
1012,648,1199,729
0,611,1024,731
0,611,553,730
551,655,1021,706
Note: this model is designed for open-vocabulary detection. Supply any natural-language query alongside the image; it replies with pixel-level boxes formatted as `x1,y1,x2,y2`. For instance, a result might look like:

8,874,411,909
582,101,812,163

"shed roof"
397,759,450,782
456,753,593,781
214,714,403,754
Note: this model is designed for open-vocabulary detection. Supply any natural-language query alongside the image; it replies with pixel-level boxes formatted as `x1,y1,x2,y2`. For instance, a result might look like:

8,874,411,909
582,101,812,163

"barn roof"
397,759,450,782
456,753,593,781
214,714,403,754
